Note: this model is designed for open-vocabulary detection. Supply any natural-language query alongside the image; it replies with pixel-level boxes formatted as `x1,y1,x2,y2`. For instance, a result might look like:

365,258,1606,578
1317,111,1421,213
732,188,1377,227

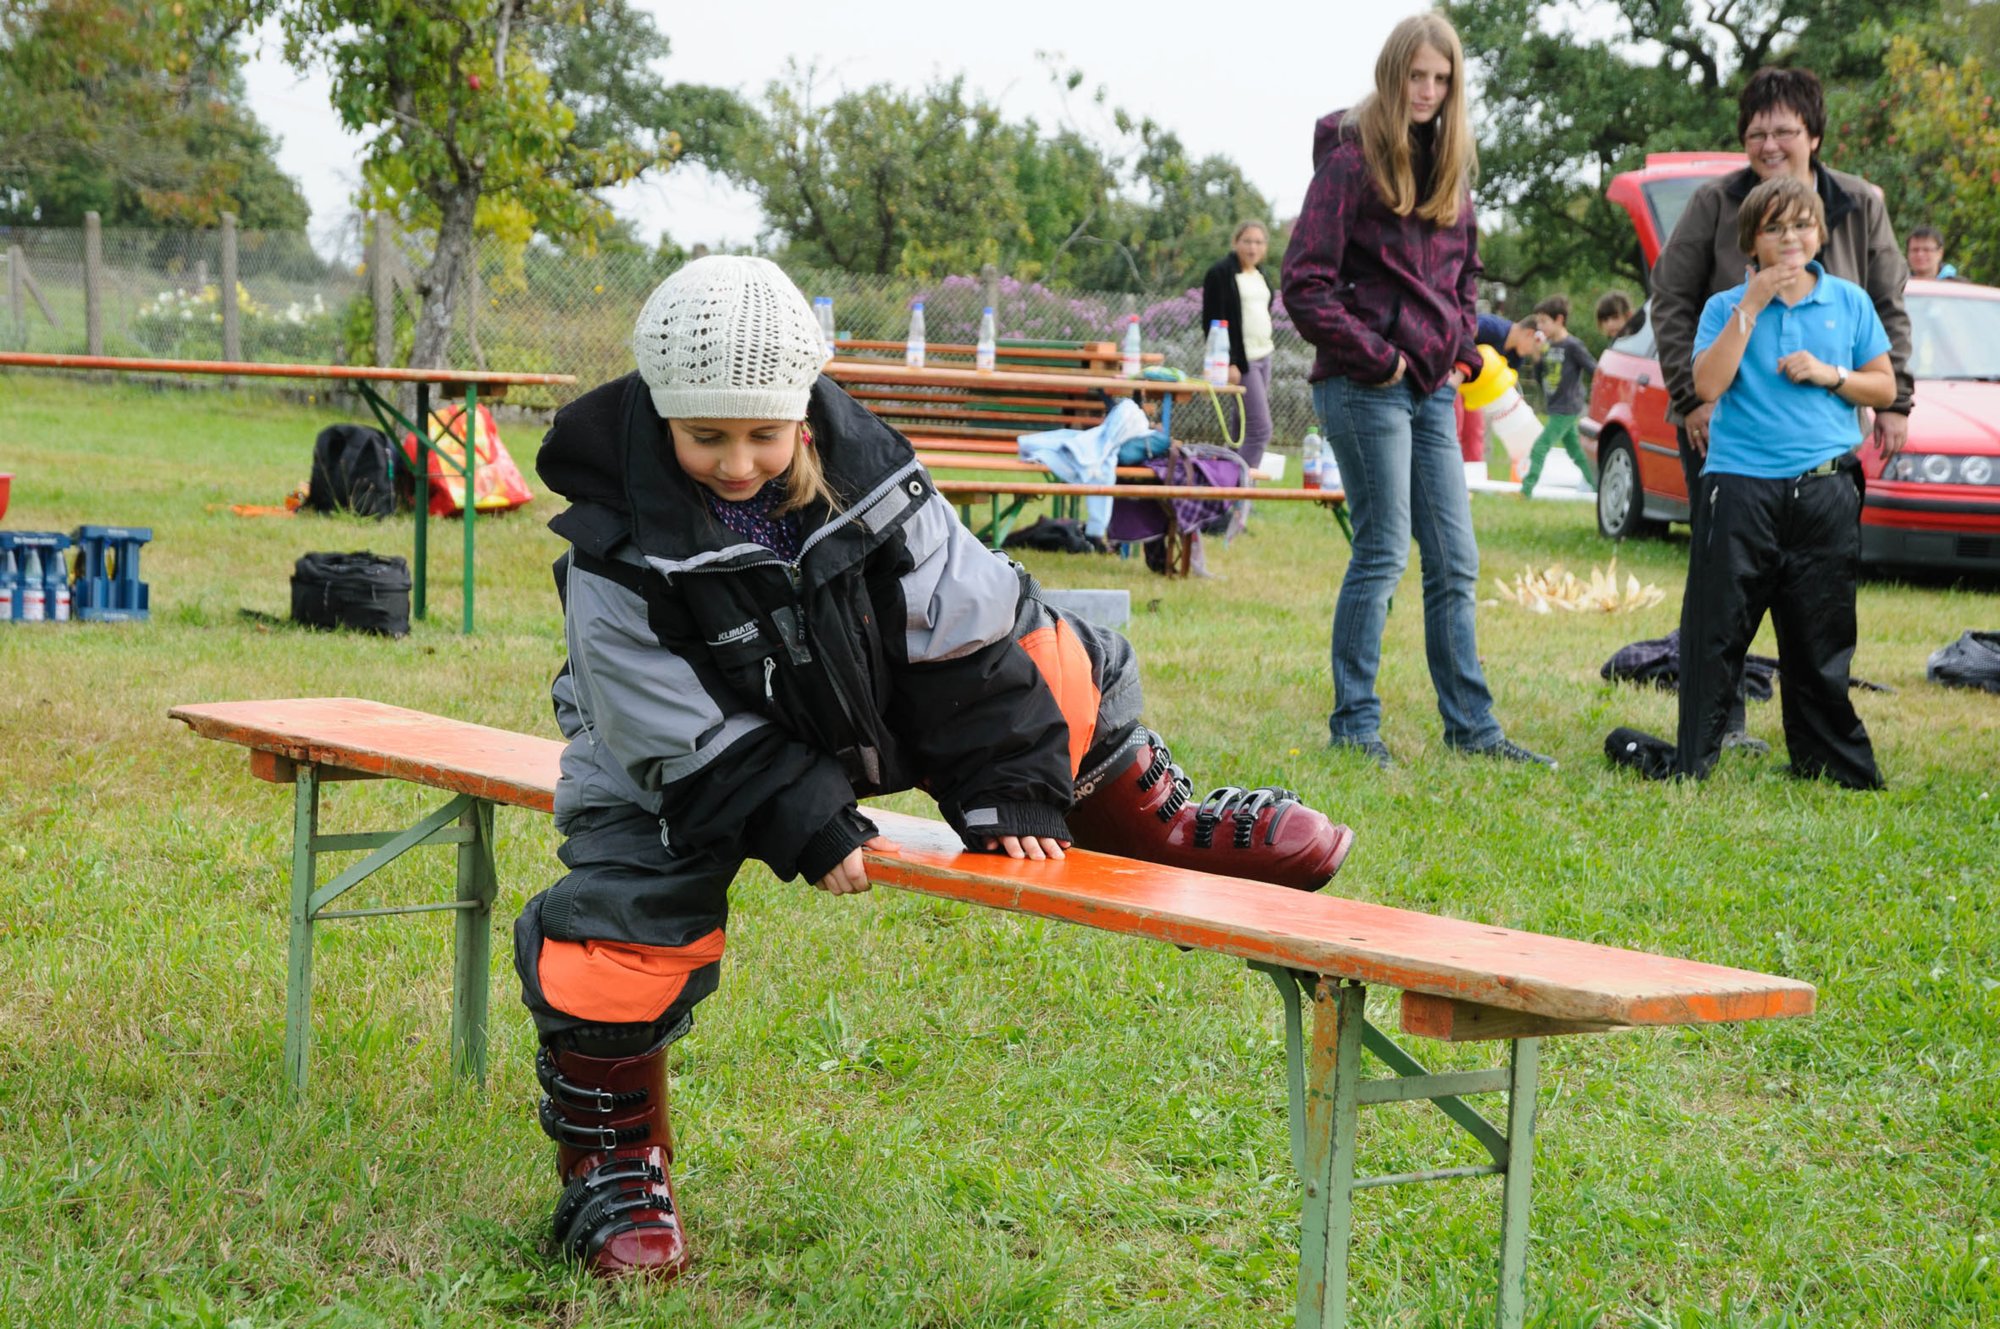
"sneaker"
1329,736,1395,771
1720,729,1771,755
1456,737,1557,770
1067,729,1355,891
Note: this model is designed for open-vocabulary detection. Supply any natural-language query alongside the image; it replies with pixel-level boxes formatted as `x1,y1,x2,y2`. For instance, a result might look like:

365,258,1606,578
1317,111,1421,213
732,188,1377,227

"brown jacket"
1651,163,1912,421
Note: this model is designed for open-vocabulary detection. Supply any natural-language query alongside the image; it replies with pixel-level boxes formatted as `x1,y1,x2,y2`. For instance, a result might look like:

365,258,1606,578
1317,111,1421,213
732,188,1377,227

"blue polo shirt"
1693,262,1890,478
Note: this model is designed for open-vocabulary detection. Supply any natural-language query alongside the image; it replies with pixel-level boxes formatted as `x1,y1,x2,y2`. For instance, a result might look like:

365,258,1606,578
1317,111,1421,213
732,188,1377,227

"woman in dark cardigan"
1200,220,1276,467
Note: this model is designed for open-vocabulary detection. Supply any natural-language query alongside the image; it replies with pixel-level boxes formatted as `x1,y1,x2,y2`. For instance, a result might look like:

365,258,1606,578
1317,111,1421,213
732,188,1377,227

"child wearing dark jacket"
517,255,1355,1280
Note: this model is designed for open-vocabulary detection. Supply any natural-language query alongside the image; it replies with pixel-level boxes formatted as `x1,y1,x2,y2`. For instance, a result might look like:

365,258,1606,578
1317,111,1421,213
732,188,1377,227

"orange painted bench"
169,697,1813,1329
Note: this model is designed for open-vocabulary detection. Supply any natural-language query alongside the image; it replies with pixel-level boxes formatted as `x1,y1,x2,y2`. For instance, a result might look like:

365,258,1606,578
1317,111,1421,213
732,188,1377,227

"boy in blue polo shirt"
1673,173,1895,787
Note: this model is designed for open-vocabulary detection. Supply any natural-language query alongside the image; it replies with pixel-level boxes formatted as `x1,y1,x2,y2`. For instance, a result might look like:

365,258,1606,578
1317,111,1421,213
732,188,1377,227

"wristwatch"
1831,365,1849,392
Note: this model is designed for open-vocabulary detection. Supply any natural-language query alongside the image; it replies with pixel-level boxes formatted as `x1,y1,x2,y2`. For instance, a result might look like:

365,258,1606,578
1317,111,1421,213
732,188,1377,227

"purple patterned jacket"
1280,111,1481,395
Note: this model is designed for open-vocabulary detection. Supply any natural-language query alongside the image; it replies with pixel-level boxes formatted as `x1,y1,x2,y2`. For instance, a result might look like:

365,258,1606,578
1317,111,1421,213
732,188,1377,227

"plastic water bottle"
905,301,927,369
0,549,13,622
20,547,44,621
975,306,997,372
1301,431,1324,491
50,554,70,622
1203,319,1230,387
815,297,837,358
1121,316,1143,378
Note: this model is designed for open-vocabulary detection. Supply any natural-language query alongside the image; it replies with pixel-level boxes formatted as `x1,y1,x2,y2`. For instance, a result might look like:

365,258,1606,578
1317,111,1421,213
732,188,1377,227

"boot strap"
536,1046,649,1114
539,1095,653,1150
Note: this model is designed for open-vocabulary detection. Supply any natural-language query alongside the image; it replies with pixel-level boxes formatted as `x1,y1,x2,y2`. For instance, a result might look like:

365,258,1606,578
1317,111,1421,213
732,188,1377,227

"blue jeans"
1313,375,1502,749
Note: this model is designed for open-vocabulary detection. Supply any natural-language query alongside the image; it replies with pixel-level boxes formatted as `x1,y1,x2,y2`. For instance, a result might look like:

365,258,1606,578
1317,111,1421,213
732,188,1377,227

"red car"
1582,153,2000,574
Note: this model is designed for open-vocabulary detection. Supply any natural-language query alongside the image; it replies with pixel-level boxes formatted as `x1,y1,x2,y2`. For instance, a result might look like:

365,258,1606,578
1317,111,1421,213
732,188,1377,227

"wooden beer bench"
168,697,1814,1329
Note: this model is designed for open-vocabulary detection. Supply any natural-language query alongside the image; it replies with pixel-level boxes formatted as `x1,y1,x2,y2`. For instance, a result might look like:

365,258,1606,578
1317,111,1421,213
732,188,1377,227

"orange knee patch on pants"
537,930,726,1025
1018,618,1100,776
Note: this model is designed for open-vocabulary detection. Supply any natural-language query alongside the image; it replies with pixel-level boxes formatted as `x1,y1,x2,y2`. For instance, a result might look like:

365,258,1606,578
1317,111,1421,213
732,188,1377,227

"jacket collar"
1723,162,1858,231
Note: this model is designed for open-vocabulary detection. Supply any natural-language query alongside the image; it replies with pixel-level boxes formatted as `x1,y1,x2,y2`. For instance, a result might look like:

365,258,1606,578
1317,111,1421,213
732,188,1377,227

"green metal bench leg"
1254,964,1543,1328
1298,977,1366,1329
450,798,498,1082
284,764,321,1093
1496,1038,1541,1329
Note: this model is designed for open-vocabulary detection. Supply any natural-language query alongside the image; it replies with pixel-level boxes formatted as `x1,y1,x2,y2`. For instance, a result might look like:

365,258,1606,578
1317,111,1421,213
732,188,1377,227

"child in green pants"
1521,294,1597,498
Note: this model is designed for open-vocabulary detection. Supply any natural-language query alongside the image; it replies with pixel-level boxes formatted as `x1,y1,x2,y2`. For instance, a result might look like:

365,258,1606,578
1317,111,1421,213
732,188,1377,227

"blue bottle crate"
71,525,153,622
0,531,74,623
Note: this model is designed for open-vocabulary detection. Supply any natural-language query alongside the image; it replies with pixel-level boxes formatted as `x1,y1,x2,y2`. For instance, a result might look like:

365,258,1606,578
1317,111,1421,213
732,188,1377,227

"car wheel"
1596,435,1657,540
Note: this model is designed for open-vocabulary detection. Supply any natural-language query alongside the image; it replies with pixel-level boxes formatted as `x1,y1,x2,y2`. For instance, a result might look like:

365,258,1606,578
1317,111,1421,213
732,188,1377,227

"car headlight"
1921,453,1956,482
1962,455,1994,485
1886,454,1922,482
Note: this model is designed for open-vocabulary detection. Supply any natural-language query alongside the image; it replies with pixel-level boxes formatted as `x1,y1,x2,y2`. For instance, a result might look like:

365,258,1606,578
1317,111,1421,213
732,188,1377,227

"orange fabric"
1017,619,1100,776
537,930,727,1024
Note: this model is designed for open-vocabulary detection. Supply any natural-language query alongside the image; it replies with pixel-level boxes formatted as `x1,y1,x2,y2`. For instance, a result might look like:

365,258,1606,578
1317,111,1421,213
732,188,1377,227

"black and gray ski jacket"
537,373,1077,884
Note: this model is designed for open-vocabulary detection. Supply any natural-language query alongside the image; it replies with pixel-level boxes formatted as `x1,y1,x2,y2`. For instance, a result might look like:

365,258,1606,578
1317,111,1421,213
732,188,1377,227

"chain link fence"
2,223,1327,446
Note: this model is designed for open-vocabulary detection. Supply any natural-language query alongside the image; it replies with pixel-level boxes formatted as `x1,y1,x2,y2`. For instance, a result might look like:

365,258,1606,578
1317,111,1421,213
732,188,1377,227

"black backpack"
305,425,402,518
290,551,412,637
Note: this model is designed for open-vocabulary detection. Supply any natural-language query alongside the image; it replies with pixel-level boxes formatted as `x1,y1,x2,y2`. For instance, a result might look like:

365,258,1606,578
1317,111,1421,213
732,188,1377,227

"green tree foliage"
0,0,308,229
280,0,737,367
725,70,1039,277
1055,125,1271,291
725,65,1271,292
1446,0,1924,302
1836,33,2000,282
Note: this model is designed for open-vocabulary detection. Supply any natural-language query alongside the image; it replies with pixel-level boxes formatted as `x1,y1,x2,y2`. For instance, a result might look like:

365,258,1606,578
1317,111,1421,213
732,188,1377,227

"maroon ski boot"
1067,729,1354,890
537,1039,689,1279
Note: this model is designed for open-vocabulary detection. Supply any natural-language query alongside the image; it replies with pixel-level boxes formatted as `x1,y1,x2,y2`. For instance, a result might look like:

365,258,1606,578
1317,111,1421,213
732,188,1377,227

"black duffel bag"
290,551,411,637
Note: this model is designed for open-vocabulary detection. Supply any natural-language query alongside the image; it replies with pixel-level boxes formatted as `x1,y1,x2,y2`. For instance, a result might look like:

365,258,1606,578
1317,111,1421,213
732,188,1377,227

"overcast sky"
241,1,1434,257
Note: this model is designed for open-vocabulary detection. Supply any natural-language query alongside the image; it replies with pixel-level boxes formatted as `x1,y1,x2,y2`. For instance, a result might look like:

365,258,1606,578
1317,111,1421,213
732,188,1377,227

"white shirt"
1236,269,1274,362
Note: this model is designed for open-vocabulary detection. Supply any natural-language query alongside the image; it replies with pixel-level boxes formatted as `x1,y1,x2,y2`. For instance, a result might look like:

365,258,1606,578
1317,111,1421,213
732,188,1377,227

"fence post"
84,212,104,355
371,214,393,367
220,212,241,365
8,244,22,348
981,263,1000,318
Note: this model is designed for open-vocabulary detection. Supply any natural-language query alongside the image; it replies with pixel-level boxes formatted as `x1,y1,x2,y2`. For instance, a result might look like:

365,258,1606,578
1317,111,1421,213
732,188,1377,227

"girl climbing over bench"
518,255,1356,1279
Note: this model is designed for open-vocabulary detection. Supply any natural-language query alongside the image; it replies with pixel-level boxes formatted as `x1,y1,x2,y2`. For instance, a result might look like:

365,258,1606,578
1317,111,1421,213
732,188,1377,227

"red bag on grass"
400,404,534,517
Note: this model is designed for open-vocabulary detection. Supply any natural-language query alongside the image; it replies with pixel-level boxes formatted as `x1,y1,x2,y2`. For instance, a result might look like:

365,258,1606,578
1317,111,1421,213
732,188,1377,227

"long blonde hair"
774,420,840,517
1351,13,1477,226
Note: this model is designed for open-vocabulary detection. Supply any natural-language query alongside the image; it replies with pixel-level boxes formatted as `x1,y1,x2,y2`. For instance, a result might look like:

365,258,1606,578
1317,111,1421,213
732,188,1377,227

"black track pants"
1674,463,1882,789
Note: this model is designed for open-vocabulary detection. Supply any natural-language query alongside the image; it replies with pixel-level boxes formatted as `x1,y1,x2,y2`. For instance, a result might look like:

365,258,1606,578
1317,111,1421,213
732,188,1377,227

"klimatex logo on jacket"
708,620,763,648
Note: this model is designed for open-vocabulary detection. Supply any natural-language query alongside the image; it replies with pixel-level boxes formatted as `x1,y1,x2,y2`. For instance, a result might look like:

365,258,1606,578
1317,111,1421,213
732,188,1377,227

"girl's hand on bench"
816,837,899,896
984,835,1069,861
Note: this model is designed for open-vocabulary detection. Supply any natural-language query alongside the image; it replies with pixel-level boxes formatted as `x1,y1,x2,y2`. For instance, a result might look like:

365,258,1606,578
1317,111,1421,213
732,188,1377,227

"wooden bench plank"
169,698,1815,1032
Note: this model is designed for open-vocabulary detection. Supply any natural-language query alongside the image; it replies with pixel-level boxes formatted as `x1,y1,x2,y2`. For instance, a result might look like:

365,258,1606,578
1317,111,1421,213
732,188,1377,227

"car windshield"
1643,177,1711,251
1908,291,2000,380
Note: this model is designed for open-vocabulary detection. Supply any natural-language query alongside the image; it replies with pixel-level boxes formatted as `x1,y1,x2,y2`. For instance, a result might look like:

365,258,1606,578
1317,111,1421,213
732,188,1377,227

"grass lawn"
1,373,1995,1327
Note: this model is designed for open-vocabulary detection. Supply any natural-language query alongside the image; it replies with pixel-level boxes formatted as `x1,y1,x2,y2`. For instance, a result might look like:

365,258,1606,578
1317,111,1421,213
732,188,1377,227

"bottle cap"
912,301,924,310
983,306,994,315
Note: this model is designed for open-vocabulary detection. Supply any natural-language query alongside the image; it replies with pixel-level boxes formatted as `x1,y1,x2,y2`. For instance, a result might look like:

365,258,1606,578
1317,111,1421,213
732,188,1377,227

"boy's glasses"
1744,126,1807,146
1759,219,1818,237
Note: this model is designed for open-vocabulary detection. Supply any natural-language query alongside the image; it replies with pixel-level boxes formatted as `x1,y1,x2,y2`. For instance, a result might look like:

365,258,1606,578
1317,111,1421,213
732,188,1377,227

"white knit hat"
632,255,828,421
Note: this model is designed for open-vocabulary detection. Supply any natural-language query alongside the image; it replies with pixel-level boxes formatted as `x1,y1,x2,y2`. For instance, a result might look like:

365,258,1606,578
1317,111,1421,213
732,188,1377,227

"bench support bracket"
282,763,500,1094
1253,965,1542,1329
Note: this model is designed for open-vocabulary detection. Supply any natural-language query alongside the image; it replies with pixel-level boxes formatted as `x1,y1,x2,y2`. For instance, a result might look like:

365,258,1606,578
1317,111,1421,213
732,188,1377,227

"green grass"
1,372,1996,1327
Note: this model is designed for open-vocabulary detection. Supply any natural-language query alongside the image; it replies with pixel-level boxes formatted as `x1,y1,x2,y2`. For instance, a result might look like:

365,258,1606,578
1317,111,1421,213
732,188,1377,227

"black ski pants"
1674,459,1882,789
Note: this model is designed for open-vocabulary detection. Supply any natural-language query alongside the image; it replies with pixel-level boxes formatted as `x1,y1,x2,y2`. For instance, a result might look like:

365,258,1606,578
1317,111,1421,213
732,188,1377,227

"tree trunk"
409,183,481,370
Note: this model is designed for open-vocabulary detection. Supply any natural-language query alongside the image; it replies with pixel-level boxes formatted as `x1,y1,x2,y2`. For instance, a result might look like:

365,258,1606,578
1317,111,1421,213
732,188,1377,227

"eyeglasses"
1744,126,1807,147
1758,219,1819,237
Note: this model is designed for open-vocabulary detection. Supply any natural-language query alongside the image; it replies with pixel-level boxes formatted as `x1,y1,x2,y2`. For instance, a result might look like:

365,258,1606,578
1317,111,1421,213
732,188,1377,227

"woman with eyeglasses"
1648,65,1911,754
